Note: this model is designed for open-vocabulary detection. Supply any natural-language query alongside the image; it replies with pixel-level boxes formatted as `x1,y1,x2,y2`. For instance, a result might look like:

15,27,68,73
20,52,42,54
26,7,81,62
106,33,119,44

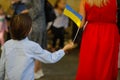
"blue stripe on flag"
65,5,83,20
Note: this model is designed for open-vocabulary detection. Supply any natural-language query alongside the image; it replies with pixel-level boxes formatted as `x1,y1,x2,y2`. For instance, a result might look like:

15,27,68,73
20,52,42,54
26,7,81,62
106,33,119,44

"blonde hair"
87,0,108,7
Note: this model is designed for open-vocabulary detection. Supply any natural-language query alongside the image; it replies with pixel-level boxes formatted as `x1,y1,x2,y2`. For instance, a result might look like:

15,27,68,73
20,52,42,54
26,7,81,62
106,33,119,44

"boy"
0,14,73,80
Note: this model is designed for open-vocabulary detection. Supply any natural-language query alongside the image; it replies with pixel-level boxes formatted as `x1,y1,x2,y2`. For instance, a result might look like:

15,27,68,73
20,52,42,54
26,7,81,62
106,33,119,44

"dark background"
118,0,120,8
117,0,120,33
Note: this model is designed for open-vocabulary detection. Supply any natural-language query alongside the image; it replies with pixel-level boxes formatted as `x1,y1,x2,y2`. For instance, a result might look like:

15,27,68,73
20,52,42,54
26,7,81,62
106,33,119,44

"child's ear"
29,28,32,34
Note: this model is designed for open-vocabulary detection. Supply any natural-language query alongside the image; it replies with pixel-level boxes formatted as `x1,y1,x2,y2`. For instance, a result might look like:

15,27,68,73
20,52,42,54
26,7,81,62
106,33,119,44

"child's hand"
63,42,74,51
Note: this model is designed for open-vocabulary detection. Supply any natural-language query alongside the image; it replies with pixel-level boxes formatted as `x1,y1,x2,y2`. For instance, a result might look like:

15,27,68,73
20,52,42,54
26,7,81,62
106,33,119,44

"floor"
37,48,120,80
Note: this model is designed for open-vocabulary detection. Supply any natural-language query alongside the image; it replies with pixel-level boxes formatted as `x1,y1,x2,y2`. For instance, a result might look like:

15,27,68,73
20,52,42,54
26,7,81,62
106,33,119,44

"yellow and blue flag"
64,5,83,28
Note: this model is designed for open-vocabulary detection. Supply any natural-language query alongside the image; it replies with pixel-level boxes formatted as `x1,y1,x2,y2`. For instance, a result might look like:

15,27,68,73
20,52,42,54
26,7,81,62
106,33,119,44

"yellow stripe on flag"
64,5,82,28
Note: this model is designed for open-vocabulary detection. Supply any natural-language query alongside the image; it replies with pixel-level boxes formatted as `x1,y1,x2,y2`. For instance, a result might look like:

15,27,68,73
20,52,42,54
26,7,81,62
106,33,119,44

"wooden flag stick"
73,21,88,43
73,28,80,43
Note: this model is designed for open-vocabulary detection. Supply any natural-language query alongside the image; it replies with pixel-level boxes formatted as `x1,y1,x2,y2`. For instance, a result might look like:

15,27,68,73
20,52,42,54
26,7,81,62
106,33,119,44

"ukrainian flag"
64,5,83,28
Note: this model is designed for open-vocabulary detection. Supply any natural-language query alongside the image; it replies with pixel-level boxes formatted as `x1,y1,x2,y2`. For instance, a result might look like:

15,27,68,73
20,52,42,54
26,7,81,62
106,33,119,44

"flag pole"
73,21,88,43
73,28,80,43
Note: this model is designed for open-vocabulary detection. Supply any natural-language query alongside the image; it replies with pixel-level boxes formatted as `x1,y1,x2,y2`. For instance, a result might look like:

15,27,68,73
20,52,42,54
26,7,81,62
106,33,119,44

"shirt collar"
22,37,28,41
12,37,29,42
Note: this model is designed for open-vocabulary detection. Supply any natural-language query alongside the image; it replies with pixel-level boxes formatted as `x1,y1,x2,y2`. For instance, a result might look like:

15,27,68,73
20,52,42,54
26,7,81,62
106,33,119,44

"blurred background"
0,0,80,11
0,0,120,80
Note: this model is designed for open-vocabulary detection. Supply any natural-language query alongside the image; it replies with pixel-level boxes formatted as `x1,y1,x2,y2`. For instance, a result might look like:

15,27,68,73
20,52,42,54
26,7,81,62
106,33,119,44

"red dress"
76,0,119,80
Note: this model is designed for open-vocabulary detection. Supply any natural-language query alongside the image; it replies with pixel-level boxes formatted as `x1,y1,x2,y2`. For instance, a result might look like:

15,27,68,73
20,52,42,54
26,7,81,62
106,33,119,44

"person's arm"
28,43,73,64
0,47,6,79
79,0,86,28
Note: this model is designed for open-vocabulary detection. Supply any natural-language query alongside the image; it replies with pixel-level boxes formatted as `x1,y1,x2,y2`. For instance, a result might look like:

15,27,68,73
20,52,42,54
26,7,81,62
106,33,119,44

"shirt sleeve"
0,47,5,79
29,44,65,64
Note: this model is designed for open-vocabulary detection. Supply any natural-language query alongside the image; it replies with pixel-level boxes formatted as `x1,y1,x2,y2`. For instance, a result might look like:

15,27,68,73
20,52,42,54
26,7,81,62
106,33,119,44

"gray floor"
41,49,78,80
37,48,120,80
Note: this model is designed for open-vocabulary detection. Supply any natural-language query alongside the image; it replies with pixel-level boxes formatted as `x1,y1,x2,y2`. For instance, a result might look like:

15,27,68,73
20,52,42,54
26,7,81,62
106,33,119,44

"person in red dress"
76,0,119,80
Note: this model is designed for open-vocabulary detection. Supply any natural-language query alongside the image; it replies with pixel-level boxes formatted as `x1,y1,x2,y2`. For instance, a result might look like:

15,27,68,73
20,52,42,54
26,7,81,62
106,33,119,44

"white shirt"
0,38,65,80
53,9,69,29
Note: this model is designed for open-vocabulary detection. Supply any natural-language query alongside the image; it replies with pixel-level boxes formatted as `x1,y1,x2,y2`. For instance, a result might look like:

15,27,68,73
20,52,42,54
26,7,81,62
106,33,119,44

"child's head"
10,14,32,40
0,5,4,15
55,0,67,10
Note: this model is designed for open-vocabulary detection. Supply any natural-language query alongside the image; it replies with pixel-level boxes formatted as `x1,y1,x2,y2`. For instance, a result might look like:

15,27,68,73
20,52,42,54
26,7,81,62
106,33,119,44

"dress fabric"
76,0,119,80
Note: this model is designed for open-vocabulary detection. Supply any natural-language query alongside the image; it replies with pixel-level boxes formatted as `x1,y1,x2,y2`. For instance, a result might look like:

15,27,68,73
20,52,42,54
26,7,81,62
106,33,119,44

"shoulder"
24,39,40,49
4,39,40,48
27,40,39,46
2,40,15,51
4,39,14,47
23,40,42,53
